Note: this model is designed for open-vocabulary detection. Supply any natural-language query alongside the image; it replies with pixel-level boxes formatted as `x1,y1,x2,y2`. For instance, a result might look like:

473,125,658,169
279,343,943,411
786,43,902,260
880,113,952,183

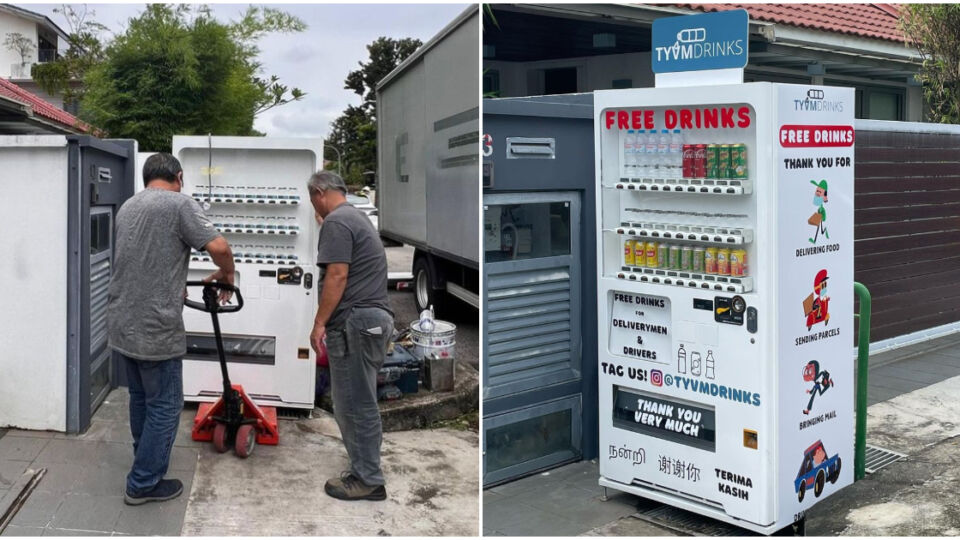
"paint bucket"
410,319,457,360
409,319,457,391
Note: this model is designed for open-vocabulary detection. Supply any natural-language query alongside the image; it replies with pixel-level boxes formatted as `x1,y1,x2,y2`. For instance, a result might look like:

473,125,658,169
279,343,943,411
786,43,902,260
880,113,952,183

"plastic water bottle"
669,129,684,179
623,130,636,178
419,305,435,333
657,129,670,179
644,130,658,179
705,350,715,380
634,130,645,179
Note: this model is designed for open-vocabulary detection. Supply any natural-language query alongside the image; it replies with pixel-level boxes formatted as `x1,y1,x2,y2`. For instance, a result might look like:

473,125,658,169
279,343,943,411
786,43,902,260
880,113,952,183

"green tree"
32,5,108,108
80,4,305,151
901,4,960,123
344,37,421,110
326,36,421,186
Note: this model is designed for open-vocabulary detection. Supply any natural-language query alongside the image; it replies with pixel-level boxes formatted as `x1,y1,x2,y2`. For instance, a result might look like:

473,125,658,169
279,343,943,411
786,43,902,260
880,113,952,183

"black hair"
143,153,183,186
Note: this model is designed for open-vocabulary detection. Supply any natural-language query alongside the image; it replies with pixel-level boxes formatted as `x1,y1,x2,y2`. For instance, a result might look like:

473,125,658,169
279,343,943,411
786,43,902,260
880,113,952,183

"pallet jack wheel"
234,424,256,458
212,423,230,454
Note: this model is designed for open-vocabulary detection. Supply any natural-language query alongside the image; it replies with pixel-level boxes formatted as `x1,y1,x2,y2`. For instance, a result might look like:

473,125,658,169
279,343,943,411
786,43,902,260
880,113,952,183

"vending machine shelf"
611,224,753,245
192,252,300,265
215,224,300,235
608,178,752,195
614,266,753,293
192,193,301,205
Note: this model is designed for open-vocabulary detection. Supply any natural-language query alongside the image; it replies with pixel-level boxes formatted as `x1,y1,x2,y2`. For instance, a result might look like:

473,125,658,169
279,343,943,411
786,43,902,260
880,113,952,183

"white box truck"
376,6,479,316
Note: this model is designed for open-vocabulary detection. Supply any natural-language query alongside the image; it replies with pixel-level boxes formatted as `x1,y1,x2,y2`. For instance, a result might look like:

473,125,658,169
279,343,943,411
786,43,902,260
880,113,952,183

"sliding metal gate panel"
482,191,582,484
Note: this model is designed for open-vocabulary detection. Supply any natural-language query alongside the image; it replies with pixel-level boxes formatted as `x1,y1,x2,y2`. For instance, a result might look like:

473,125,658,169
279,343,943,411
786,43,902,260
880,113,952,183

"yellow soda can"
645,242,659,268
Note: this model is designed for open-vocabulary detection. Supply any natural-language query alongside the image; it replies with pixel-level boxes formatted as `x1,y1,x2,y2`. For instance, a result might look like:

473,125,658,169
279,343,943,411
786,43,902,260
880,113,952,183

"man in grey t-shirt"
106,153,235,506
308,171,394,501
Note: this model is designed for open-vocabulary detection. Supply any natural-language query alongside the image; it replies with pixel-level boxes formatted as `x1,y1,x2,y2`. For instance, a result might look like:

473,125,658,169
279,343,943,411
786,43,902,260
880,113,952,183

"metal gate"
89,207,113,412
483,191,582,484
66,137,134,433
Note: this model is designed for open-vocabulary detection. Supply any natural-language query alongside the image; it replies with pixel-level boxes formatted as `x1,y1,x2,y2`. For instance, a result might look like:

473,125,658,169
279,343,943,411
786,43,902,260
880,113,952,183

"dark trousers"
123,354,183,494
326,307,394,486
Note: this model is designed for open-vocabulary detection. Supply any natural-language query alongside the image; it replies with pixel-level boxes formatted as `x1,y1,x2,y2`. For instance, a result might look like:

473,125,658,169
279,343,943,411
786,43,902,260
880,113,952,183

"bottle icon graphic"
691,351,702,376
705,350,715,380
677,344,687,374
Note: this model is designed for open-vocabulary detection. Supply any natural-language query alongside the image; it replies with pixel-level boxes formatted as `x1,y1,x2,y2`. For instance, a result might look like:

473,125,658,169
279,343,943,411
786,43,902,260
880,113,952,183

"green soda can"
681,246,693,271
718,144,732,179
658,242,668,268
668,244,681,270
731,143,748,179
706,144,720,179
693,247,705,273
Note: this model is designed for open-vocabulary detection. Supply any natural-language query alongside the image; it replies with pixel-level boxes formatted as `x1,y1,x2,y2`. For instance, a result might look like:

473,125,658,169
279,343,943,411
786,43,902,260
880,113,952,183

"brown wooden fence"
855,122,960,343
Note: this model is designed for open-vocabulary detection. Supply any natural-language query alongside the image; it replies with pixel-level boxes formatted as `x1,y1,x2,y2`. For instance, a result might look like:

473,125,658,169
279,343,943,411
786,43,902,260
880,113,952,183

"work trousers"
123,354,183,494
326,306,394,486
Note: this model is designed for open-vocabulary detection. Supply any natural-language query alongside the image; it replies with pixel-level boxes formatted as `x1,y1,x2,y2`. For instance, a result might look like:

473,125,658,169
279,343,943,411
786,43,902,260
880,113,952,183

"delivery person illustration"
803,269,830,330
802,360,833,414
808,180,829,244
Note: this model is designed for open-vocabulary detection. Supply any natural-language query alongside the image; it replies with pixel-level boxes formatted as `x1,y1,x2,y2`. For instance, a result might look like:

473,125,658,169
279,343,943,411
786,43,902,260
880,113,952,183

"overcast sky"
24,3,472,139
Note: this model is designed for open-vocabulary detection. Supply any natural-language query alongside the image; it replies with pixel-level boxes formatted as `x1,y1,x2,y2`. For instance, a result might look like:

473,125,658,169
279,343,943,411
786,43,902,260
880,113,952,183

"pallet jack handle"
184,281,243,396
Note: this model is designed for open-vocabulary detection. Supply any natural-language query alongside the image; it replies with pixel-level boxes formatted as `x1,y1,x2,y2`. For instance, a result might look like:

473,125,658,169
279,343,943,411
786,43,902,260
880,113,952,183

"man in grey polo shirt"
107,153,235,505
308,170,394,501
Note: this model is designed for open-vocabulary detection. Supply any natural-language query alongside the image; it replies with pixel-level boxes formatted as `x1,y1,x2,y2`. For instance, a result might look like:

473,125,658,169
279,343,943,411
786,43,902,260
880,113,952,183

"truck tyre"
413,256,445,315
814,470,825,497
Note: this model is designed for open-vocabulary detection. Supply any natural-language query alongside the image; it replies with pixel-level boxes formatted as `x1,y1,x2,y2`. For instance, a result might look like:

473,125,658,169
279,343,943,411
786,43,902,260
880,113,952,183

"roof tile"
0,77,95,133
676,4,907,43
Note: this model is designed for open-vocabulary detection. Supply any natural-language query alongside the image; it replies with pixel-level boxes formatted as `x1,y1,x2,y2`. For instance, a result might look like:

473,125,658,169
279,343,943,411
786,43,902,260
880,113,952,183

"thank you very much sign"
652,9,749,74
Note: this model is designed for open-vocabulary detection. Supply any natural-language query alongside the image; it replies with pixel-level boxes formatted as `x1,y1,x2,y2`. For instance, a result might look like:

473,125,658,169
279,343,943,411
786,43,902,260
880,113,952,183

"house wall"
487,52,654,97
15,80,65,109
0,11,39,78
486,51,923,122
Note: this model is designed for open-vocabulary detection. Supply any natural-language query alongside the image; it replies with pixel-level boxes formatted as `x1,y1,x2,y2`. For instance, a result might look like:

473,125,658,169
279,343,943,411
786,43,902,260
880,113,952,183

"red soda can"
682,144,695,178
693,144,707,179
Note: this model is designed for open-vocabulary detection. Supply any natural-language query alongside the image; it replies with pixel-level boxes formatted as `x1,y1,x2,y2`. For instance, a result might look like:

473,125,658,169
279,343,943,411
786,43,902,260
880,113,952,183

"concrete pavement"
0,390,198,536
181,409,478,536
0,387,479,537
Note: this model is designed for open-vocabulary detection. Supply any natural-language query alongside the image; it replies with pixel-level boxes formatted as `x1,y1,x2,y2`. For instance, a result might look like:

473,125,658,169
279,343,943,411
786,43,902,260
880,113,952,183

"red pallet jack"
184,281,279,457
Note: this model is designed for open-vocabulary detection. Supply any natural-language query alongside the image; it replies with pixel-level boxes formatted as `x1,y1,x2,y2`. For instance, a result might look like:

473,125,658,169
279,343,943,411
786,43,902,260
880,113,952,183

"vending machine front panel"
595,83,854,533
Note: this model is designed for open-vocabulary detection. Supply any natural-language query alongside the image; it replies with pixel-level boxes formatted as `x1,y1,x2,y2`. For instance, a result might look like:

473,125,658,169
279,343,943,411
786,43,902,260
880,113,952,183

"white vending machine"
595,82,855,532
173,136,322,410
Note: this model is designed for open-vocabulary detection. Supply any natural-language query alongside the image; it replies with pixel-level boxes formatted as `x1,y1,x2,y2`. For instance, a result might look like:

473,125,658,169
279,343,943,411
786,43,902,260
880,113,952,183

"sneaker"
124,479,184,506
324,472,386,501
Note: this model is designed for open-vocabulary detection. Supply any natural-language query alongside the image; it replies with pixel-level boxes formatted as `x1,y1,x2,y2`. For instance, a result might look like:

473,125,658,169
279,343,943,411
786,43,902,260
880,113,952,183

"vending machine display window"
599,103,758,295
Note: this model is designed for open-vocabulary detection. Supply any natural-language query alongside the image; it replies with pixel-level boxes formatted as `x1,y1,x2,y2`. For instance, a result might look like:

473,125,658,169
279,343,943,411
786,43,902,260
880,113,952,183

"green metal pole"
854,282,872,481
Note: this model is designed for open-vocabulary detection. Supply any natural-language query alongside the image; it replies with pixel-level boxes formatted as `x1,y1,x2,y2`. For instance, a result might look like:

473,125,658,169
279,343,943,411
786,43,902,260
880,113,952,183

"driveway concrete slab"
181,409,478,536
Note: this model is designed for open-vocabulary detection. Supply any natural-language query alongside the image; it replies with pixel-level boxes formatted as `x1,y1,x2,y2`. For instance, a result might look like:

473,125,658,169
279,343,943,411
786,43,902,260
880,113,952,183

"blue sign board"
651,10,749,74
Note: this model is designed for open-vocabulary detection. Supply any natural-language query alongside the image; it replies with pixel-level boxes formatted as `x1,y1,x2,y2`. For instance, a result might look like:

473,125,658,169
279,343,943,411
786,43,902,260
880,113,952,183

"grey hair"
307,170,346,194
